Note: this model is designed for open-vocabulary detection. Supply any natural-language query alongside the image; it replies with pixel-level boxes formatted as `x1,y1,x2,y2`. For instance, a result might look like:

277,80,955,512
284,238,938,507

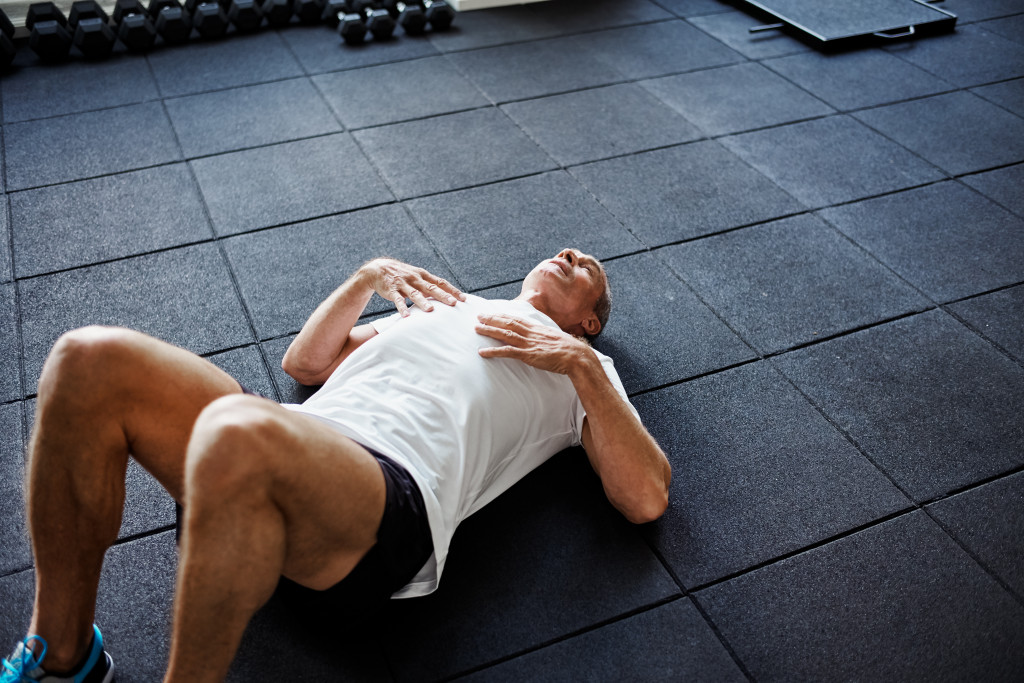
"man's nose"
559,249,575,265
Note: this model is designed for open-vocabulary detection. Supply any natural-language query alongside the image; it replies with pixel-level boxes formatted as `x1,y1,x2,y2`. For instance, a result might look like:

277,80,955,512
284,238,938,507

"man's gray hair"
588,265,612,340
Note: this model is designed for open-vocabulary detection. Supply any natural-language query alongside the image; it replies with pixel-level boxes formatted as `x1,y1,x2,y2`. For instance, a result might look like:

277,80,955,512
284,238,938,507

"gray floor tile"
224,204,455,339
207,345,279,401
463,600,745,683
774,310,1024,501
384,452,680,682
0,197,10,283
642,62,834,136
885,24,1024,88
192,133,393,235
928,471,1024,596
0,284,19,402
353,108,555,199
698,512,1024,681
448,37,624,104
0,402,30,575
313,56,488,130
4,102,181,191
574,19,743,80
637,362,909,587
949,284,1024,361
592,253,754,393
976,14,1024,44
821,181,1024,302
148,31,305,98
854,91,1024,176
19,244,253,393
502,83,702,166
11,164,212,278
1,57,160,124
962,163,1024,217
940,0,1024,24
528,0,673,34
0,569,33,651
721,115,944,209
971,77,1024,118
406,171,640,290
655,0,735,18
281,23,439,74
764,48,953,111
661,214,930,354
688,10,810,59
572,140,803,246
166,78,341,158
424,4,563,52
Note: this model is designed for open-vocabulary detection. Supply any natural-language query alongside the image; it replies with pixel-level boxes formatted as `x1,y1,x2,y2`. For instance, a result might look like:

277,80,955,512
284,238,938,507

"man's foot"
1,625,114,683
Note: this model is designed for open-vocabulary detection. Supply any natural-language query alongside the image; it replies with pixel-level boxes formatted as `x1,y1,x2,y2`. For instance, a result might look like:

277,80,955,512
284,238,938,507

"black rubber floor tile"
949,285,1024,361
313,56,488,130
928,471,1024,596
207,345,279,401
763,48,952,111
448,38,624,104
406,172,639,290
884,24,1024,88
528,0,673,33
698,512,1024,681
573,19,743,80
224,204,455,338
821,182,1024,302
962,163,1024,217
19,245,252,393
0,199,10,283
0,569,33,651
976,14,1024,44
939,0,1024,23
423,4,561,52
592,253,753,393
721,115,943,209
384,452,680,682
0,402,30,576
166,78,340,158
655,0,734,18
636,363,909,588
192,133,392,235
572,140,803,246
148,31,305,98
0,284,19,402
11,165,212,278
353,108,555,199
4,102,181,191
282,24,439,74
502,84,701,167
854,91,1024,176
1,57,159,123
642,62,834,136
688,10,810,59
462,600,745,683
662,214,929,354
971,77,1024,118
774,310,1024,501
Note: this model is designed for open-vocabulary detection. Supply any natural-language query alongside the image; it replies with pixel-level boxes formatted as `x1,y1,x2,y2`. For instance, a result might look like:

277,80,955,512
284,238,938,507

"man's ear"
581,313,601,337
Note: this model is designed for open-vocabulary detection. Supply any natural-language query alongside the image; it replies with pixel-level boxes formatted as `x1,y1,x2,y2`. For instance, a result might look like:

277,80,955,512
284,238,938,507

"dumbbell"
292,0,325,24
228,0,264,32
27,2,73,62
68,0,116,59
149,0,193,43
0,8,17,68
261,0,292,26
339,1,395,44
421,0,453,31
321,0,346,27
113,0,157,51
382,0,425,36
187,0,229,38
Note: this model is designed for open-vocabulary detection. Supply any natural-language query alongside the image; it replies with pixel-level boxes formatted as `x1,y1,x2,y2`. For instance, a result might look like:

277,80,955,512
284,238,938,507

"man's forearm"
569,352,671,524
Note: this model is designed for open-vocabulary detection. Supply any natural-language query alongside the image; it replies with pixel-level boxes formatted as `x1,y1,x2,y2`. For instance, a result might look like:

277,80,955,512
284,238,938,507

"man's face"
524,248,606,334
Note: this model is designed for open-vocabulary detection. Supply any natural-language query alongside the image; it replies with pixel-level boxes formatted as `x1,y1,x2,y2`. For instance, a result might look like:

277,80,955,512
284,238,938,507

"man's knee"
39,326,143,397
185,395,285,502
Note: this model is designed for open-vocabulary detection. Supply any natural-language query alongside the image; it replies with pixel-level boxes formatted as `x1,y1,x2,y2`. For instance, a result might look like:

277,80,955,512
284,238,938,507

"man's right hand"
360,258,465,317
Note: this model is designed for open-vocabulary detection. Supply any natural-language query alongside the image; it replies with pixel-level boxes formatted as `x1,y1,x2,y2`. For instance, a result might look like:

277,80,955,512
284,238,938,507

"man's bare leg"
25,326,245,671
165,395,386,683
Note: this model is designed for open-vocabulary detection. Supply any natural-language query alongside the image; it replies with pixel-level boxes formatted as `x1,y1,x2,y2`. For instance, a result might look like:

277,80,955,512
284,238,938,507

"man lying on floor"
3,249,671,683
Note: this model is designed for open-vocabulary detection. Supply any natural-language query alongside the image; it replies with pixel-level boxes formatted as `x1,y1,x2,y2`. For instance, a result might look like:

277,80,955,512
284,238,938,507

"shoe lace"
1,636,46,682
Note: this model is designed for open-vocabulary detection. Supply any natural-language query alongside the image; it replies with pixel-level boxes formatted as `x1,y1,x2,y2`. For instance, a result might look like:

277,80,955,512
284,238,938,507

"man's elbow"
622,486,669,524
281,354,320,386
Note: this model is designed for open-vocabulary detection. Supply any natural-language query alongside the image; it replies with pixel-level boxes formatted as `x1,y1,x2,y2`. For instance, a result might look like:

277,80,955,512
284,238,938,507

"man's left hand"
475,314,595,376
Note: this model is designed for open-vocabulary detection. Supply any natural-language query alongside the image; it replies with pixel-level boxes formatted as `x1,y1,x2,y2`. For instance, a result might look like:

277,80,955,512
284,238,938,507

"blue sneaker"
1,625,113,683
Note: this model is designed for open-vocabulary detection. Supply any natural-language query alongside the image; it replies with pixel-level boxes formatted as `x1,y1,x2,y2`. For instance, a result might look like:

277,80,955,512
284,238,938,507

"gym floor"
2,0,1024,679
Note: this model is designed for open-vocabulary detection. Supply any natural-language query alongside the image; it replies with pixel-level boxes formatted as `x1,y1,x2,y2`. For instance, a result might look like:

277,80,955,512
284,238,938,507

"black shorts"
246,386,434,611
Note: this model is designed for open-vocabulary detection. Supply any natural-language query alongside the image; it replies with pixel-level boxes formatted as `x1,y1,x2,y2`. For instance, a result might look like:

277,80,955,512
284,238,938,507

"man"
3,248,670,683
